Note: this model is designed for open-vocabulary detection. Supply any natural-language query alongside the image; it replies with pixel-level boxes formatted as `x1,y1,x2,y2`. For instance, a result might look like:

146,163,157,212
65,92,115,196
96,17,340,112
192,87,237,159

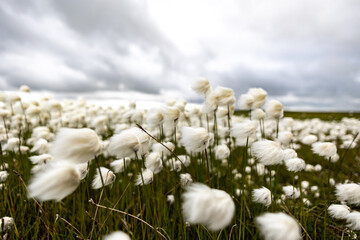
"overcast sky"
1,0,360,111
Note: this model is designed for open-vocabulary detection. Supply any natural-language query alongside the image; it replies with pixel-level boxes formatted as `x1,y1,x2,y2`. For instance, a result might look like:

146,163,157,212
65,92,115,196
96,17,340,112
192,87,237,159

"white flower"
285,158,305,172
214,144,230,160
265,100,283,120
92,167,116,190
251,140,284,166
178,155,191,167
3,138,19,152
335,183,360,206
108,127,151,159
312,142,337,158
135,169,154,186
50,128,102,164
180,127,210,154
146,108,164,128
181,183,235,231
212,86,235,106
145,152,163,174
252,187,272,207
282,185,300,199
110,158,131,173
346,211,360,231
328,204,350,219
238,94,254,110
102,231,131,240
255,212,301,240
27,161,80,202
76,163,89,180
180,173,193,187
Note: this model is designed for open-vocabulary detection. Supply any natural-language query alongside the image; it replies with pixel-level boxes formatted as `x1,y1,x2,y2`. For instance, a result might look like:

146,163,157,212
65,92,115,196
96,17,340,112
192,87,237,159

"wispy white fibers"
146,108,164,128
255,212,301,240
29,154,52,165
27,161,80,202
230,120,257,139
135,169,154,186
282,185,301,199
0,171,9,182
110,158,131,173
214,144,230,160
192,77,211,96
50,128,102,164
0,217,13,232
145,152,163,174
102,231,131,240
179,173,193,187
92,167,116,190
238,94,254,110
212,86,235,106
3,138,19,152
251,140,284,166
265,100,283,120
285,158,306,172
152,142,175,157
248,88,267,109
251,108,266,120
346,211,360,231
108,127,151,159
181,183,235,231
328,204,350,219
301,135,318,145
252,187,272,207
76,163,89,180
311,142,337,158
30,138,49,154
335,183,360,206
282,149,297,161
180,127,210,154
277,131,293,145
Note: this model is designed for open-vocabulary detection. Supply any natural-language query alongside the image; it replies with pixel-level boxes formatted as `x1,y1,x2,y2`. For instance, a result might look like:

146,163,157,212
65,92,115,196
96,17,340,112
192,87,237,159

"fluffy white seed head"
145,152,163,174
328,204,350,219
50,128,102,164
29,154,53,165
0,171,9,182
0,217,14,232
214,144,230,160
346,211,360,231
238,94,254,110
92,167,116,190
285,158,305,172
252,187,272,207
135,168,154,186
108,127,151,159
301,135,318,145
255,212,301,240
192,78,211,96
102,231,131,240
312,142,337,158
181,127,210,154
283,149,298,161
152,142,175,157
76,163,89,180
251,140,284,166
146,108,164,128
248,88,267,108
277,131,293,145
180,173,193,187
265,100,283,120
282,185,300,199
251,108,266,120
335,183,360,206
167,195,175,204
27,161,80,202
110,158,131,173
213,86,235,106
182,183,235,231
231,120,257,139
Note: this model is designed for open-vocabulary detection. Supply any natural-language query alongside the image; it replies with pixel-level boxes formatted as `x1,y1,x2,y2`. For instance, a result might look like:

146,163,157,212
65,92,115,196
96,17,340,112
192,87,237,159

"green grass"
1,112,360,239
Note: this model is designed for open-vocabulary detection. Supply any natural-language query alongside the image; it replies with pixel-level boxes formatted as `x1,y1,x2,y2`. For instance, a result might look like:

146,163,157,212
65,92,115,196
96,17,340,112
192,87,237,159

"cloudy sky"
1,0,360,111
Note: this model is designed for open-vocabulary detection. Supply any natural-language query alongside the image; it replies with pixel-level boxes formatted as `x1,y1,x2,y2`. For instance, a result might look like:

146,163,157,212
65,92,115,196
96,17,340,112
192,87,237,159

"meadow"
0,81,360,239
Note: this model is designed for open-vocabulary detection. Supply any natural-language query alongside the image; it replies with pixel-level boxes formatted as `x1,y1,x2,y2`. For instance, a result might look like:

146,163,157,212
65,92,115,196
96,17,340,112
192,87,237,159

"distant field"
236,110,360,121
